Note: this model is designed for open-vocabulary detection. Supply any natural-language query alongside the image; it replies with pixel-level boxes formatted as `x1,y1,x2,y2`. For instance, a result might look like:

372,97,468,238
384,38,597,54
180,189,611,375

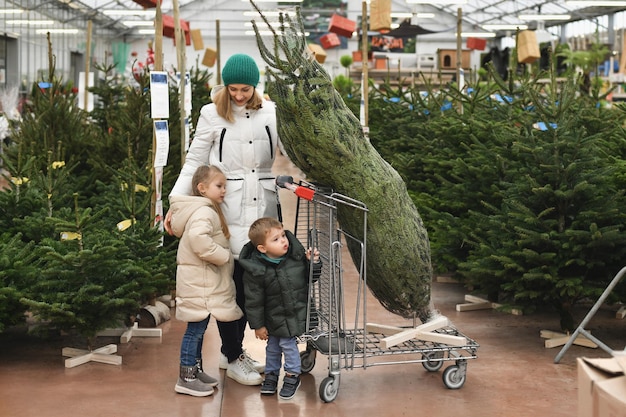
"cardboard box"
307,44,327,64
467,37,487,51
320,33,340,49
190,29,204,51
517,30,540,64
370,0,392,31
202,47,217,67
578,356,626,417
328,14,356,38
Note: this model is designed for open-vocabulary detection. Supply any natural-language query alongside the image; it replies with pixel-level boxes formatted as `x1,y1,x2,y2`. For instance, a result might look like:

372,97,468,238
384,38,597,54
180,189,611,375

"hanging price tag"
60,232,81,241
117,219,135,231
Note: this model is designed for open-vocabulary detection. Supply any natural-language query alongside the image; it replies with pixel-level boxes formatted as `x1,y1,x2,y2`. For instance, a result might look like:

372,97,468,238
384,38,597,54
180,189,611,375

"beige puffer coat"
170,195,243,323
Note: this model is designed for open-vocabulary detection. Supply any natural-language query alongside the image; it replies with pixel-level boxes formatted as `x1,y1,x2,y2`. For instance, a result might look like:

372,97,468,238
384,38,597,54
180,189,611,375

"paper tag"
60,232,81,241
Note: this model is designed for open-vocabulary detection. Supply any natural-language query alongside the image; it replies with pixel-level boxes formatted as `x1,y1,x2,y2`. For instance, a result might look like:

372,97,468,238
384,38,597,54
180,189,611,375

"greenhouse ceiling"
1,0,626,40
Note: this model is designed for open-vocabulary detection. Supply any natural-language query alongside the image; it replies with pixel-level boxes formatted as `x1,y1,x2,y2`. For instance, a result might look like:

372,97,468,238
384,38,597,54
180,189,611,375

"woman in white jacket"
168,54,283,386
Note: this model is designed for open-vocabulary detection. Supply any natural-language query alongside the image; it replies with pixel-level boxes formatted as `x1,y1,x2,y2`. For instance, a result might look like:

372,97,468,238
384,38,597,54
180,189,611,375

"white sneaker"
220,350,265,373
226,354,263,386
243,350,265,374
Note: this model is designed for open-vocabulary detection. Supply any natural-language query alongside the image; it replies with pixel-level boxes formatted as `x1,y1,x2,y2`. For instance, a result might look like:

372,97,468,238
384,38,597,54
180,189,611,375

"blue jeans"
179,316,210,367
265,335,301,375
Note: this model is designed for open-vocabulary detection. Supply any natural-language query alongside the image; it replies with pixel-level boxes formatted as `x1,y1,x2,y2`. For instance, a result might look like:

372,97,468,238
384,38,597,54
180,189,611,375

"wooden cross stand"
62,344,122,368
365,316,468,349
456,294,523,315
540,329,598,349
97,322,162,344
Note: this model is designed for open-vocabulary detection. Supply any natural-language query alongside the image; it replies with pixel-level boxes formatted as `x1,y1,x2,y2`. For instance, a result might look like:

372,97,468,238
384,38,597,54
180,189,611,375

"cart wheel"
300,350,316,374
442,365,466,389
422,351,444,372
319,376,339,402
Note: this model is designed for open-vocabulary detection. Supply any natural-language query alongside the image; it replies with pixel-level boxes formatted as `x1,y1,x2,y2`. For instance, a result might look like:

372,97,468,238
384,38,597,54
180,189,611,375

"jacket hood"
169,195,216,238
210,84,225,101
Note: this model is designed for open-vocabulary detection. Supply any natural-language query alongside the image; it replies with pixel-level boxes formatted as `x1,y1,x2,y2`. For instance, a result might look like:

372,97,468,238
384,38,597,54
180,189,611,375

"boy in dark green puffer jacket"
239,217,320,400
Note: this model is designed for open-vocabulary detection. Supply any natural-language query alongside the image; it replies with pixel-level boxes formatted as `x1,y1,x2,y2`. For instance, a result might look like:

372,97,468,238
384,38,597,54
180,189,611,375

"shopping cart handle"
276,175,315,201
276,175,294,188
294,186,315,201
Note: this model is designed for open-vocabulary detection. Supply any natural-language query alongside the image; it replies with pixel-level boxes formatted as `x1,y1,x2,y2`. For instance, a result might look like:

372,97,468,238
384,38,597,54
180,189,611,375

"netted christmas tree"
250,3,433,321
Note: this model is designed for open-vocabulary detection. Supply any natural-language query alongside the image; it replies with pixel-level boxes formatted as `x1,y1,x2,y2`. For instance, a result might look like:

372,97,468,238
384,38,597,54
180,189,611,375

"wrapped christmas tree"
250,3,433,321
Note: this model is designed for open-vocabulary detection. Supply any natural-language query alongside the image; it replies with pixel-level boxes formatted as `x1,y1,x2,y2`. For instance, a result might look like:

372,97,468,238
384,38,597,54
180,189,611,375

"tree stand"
62,344,122,368
97,322,162,344
456,294,523,315
554,265,626,363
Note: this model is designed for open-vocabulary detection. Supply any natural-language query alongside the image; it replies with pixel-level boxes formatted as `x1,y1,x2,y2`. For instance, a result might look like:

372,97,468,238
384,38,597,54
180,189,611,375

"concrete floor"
1,154,624,417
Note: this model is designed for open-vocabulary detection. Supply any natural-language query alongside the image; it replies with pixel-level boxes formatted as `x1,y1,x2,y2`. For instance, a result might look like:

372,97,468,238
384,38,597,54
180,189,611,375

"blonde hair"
212,86,264,123
191,165,230,239
248,217,283,247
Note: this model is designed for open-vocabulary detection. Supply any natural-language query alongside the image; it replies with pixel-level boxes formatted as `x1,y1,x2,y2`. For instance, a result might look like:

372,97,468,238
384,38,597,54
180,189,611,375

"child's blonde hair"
191,165,230,239
248,217,283,247
212,86,263,123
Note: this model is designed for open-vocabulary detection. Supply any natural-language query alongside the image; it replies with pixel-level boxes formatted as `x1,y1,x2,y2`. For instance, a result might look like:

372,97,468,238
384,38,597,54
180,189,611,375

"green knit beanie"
222,54,260,87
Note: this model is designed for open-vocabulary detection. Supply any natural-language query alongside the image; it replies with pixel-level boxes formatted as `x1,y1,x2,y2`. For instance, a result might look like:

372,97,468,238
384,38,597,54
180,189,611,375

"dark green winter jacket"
239,230,309,338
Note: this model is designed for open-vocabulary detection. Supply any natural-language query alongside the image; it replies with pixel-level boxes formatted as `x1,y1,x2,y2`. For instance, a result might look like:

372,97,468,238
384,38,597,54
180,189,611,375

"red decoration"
131,0,158,8
328,14,356,38
162,14,191,46
320,33,341,49
466,37,487,51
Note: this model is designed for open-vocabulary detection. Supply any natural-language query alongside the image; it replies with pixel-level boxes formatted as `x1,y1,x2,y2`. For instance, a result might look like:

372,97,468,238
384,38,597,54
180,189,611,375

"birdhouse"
328,14,356,38
320,33,341,49
162,14,191,46
308,44,327,64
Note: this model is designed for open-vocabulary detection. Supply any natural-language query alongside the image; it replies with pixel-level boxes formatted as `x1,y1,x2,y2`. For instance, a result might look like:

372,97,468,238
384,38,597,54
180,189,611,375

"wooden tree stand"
62,344,122,368
540,329,598,349
97,322,162,344
456,294,523,315
366,316,469,348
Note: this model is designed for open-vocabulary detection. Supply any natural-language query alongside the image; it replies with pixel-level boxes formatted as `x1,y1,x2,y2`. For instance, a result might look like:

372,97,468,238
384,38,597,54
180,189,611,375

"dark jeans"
179,316,209,367
217,260,247,362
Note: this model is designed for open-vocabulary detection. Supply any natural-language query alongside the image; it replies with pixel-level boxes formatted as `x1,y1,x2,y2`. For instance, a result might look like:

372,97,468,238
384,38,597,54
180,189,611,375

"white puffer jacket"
169,195,242,323
170,87,283,258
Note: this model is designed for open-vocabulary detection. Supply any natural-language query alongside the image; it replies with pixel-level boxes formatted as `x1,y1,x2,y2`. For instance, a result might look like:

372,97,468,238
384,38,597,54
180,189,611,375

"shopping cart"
276,177,479,403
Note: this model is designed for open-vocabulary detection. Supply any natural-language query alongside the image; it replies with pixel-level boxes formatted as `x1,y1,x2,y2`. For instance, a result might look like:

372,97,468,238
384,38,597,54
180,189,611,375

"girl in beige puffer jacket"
170,165,243,397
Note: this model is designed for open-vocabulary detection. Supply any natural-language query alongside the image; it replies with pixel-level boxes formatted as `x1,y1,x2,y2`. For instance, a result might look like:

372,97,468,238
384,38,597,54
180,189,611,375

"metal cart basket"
279,178,479,403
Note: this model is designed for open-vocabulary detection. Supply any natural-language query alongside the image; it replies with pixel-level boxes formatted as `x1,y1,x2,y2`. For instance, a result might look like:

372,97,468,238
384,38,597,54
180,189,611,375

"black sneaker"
279,374,301,400
260,373,279,395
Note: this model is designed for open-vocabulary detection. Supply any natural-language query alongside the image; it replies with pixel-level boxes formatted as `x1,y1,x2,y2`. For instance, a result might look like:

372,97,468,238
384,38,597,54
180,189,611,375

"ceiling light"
122,21,155,27
245,30,308,36
0,8,23,14
244,21,290,27
243,10,297,17
482,24,528,30
518,14,571,21
565,1,626,6
138,29,155,35
6,20,55,25
35,29,80,34
457,32,496,37
102,10,156,17
406,0,467,4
